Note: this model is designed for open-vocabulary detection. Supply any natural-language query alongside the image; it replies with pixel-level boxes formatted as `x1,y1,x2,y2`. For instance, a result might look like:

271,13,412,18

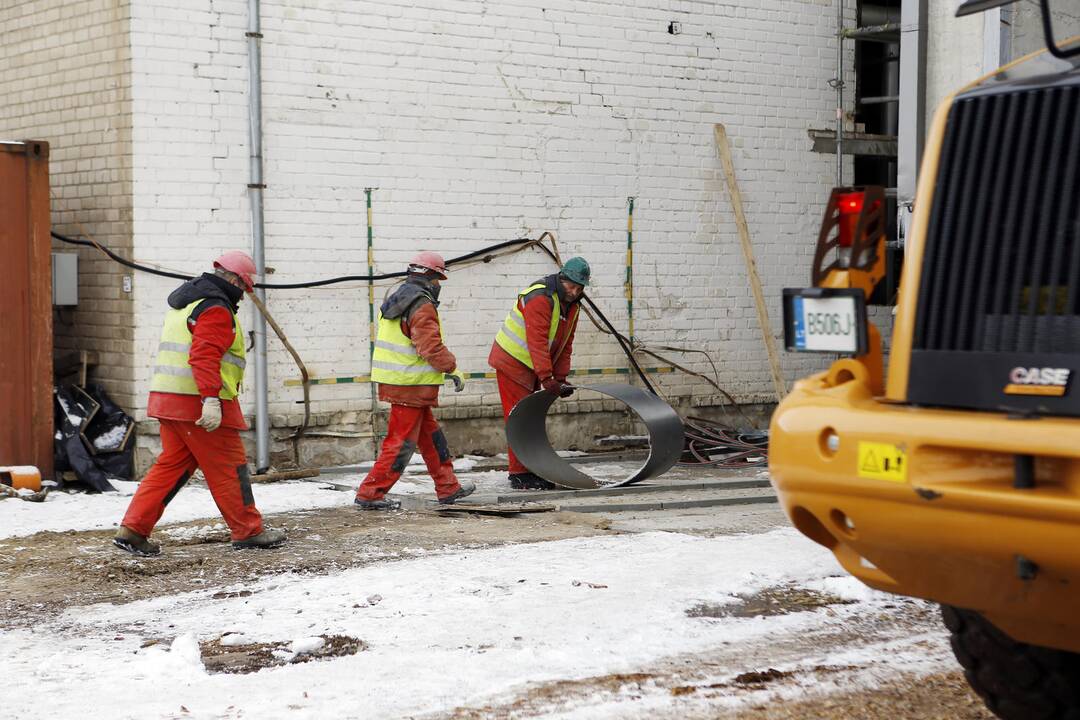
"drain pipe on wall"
247,0,271,472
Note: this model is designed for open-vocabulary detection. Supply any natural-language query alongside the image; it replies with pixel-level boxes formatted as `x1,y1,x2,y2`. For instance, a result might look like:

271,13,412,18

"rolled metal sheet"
506,384,685,489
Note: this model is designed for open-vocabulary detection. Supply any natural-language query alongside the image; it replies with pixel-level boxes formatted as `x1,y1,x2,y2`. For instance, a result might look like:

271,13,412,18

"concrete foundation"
133,401,776,477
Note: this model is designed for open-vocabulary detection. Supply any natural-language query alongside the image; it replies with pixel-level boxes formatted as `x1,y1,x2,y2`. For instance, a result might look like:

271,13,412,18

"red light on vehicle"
837,191,864,247
838,192,864,215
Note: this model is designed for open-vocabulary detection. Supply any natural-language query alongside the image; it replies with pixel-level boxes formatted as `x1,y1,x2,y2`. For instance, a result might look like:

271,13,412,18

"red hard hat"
408,250,448,279
213,250,258,291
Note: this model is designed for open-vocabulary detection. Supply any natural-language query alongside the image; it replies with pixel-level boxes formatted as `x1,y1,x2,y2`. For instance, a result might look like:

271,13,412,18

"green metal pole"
365,188,381,454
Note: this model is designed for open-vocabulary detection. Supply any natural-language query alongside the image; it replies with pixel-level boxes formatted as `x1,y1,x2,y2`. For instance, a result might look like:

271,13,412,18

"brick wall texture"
0,0,137,409
5,0,866,430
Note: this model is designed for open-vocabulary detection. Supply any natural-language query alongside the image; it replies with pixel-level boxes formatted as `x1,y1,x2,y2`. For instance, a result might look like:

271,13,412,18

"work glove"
557,382,575,398
540,377,565,395
196,397,222,432
447,370,465,393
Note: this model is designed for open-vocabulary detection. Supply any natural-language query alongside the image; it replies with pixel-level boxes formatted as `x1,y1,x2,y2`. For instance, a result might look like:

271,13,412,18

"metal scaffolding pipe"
982,7,1003,73
247,0,270,471
897,0,928,246
836,0,844,185
625,196,635,346
365,188,381,456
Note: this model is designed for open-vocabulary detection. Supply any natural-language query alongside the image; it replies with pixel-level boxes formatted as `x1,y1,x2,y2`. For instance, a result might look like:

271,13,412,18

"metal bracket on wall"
808,129,898,157
506,384,685,490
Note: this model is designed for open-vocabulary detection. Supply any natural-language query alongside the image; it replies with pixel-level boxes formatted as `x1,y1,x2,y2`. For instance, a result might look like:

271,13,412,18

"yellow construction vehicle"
771,2,1080,718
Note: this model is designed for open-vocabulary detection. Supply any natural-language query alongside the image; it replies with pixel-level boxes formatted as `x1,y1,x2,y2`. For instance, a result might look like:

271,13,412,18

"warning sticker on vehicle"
857,442,907,483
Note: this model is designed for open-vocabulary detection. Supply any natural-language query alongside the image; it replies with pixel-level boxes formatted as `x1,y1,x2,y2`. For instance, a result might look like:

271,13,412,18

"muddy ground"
433,579,991,719
0,494,994,718
0,506,612,631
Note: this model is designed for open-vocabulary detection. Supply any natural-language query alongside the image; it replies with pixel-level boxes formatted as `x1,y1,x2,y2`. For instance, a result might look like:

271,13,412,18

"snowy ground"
1,527,954,719
1,461,968,719
0,457,665,540
0,457,506,540
0,478,351,539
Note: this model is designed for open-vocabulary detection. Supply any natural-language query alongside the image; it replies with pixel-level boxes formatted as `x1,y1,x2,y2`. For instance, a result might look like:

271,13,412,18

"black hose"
258,237,535,288
55,229,766,458
55,228,659,392
581,294,657,395
51,231,534,289
52,229,677,410
52,231,191,281
528,239,658,394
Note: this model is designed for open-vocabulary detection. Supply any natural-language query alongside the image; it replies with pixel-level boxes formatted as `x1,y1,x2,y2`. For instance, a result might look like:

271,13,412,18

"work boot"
113,526,161,557
353,497,402,511
438,479,477,505
231,527,287,550
508,473,557,491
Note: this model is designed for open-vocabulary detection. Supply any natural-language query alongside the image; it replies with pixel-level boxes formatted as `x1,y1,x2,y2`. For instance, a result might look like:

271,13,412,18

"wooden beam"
713,124,787,402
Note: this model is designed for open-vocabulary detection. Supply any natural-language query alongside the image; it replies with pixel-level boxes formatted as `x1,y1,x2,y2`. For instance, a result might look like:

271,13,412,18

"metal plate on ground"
435,502,556,515
506,384,685,490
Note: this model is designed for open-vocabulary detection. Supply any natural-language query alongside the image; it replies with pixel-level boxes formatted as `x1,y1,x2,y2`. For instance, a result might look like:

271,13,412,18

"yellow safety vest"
149,300,246,399
494,282,568,371
370,311,447,386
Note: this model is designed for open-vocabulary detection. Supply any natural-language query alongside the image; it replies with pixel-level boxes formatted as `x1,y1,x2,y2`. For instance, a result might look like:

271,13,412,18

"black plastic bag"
54,384,136,492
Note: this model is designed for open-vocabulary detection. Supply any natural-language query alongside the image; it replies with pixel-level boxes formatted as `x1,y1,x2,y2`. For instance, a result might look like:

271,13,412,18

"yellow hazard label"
857,442,907,483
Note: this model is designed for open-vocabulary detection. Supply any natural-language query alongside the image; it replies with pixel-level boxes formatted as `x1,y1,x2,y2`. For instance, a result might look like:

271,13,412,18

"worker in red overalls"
488,257,589,489
354,252,475,510
113,251,286,556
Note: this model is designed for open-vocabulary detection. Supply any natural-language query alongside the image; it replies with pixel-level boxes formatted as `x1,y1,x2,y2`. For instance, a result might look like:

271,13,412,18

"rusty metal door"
0,141,53,477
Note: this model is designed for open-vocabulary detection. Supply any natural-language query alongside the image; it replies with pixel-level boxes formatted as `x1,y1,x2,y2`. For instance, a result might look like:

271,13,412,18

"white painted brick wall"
12,0,1047,454
926,0,1080,126
1009,2,1080,61
0,0,137,409
121,0,862,426
926,3,986,122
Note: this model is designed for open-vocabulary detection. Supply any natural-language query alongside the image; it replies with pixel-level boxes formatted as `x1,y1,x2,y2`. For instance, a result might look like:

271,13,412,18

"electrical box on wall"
51,252,78,306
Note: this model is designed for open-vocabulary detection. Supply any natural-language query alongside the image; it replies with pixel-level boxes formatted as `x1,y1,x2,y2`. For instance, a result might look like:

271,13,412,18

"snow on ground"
536,629,952,720
0,479,352,540
1,529,952,719
0,455,517,539
0,457,657,540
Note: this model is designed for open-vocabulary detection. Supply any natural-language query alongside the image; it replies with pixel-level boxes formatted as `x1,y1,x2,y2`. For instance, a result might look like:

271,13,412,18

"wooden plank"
713,125,787,402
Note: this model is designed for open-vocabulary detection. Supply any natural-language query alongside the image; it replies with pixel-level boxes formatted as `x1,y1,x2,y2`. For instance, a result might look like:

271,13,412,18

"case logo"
1004,367,1071,396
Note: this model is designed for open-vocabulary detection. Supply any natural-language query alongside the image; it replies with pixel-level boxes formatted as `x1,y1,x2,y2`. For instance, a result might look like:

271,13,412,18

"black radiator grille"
913,82,1080,354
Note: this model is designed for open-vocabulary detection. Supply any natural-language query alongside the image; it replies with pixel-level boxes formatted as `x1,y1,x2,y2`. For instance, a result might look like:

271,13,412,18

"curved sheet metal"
506,384,685,489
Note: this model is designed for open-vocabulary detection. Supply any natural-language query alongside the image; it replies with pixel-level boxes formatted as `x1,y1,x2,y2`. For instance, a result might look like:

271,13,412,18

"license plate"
783,289,867,354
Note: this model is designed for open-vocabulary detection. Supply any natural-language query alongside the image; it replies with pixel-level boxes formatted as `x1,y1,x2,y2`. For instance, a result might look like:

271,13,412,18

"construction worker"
354,251,476,510
489,257,589,489
113,251,286,556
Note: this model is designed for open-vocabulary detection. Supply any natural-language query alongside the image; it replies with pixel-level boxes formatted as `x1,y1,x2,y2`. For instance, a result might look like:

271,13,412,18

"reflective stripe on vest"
149,299,246,399
494,282,561,371
370,312,446,386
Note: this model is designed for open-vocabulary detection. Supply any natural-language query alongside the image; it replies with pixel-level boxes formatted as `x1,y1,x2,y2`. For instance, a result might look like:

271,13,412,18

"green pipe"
365,188,381,452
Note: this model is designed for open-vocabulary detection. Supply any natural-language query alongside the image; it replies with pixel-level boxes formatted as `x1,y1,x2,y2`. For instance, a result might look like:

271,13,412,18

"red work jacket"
147,306,247,429
488,292,578,390
378,302,457,408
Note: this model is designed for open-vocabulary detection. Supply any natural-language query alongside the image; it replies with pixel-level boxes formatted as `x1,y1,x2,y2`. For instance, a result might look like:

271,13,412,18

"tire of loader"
941,605,1080,720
